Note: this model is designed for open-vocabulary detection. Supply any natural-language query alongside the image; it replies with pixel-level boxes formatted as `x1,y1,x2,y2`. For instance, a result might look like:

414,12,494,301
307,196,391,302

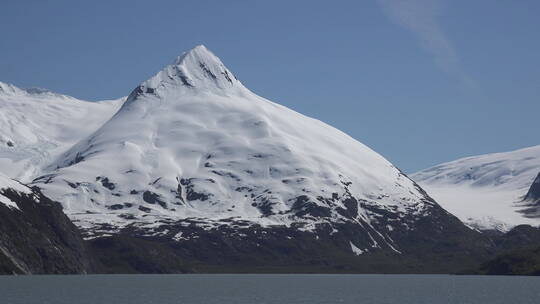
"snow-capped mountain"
29,45,480,261
412,145,540,231
0,82,124,182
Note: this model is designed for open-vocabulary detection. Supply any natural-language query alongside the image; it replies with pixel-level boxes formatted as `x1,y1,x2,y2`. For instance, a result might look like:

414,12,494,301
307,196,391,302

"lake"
0,274,538,304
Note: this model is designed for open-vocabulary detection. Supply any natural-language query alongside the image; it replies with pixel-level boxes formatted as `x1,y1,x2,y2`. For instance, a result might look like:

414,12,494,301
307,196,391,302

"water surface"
1,274,539,304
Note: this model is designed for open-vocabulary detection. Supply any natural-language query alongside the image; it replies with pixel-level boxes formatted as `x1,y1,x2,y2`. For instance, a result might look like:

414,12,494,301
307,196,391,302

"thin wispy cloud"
377,0,473,86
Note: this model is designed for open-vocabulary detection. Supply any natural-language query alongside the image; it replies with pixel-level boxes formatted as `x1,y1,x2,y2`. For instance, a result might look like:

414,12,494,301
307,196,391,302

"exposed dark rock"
173,182,185,205
118,214,136,220
31,174,56,184
199,62,217,79
517,173,540,218
65,180,80,189
525,172,540,203
96,176,115,190
142,191,167,209
69,152,85,166
253,197,275,216
221,70,233,83
180,178,211,201
179,76,193,87
138,206,151,213
210,170,241,181
108,204,124,210
82,213,496,274
0,186,92,274
291,195,332,218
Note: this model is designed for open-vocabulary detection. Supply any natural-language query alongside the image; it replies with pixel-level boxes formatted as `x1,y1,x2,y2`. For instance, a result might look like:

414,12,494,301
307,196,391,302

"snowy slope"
0,82,124,182
412,145,540,231
33,46,444,246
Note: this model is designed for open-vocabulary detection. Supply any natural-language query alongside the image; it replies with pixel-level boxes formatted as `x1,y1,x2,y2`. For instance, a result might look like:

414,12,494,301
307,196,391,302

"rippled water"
1,274,539,304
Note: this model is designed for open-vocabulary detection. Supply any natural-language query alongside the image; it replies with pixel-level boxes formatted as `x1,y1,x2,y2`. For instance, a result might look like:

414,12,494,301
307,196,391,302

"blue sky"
1,0,539,172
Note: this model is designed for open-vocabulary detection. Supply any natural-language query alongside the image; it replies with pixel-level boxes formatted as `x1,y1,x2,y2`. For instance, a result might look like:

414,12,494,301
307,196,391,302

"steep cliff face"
0,175,91,274
524,172,540,204
517,172,540,219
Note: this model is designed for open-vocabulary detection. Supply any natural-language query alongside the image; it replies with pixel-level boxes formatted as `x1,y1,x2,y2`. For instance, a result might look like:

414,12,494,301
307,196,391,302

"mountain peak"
173,44,214,65
133,45,242,99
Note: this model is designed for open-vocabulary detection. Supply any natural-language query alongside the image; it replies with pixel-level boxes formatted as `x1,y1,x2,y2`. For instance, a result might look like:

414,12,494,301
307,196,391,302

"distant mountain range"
0,81,124,182
0,45,538,274
413,145,540,231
